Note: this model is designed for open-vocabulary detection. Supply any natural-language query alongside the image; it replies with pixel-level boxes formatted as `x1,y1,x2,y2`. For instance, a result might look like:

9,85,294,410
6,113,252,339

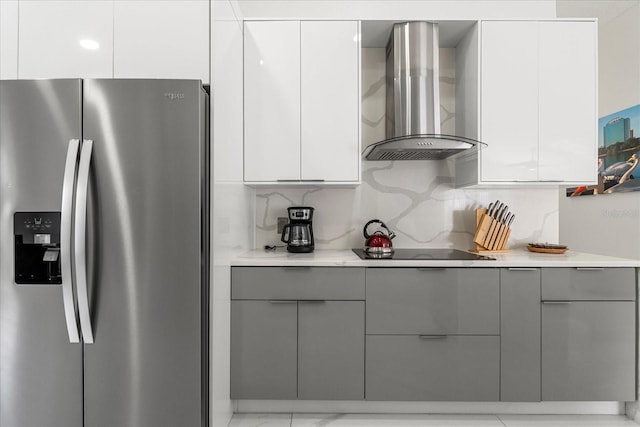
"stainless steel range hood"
363,21,484,161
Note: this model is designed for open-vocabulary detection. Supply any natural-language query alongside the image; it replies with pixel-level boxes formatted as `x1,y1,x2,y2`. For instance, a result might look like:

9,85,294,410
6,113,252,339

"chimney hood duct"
363,21,484,161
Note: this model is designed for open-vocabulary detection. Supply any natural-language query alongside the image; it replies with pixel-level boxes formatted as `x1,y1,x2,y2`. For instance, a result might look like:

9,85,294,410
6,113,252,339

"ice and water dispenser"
14,212,62,284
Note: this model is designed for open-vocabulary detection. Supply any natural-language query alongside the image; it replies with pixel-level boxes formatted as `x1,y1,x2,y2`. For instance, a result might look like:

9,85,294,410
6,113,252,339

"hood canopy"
364,21,485,161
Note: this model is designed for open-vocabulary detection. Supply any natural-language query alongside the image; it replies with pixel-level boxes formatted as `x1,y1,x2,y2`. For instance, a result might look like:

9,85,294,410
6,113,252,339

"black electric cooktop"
352,248,495,261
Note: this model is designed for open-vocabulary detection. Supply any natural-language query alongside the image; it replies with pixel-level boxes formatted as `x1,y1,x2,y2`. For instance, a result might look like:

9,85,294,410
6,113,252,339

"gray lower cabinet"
500,268,541,402
541,300,636,401
231,266,637,402
231,300,297,399
298,301,364,400
541,267,637,401
230,267,365,400
366,335,500,401
365,267,500,401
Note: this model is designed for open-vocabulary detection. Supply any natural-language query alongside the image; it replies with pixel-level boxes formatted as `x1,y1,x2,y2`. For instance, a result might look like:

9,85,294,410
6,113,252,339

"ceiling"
556,0,640,24
234,0,639,46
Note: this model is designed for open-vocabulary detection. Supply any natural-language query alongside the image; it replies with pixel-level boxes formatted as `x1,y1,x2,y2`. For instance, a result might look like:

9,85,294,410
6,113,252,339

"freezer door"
82,80,206,427
0,80,84,427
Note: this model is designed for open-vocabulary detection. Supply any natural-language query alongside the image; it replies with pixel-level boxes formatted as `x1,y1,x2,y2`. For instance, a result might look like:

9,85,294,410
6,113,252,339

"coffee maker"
281,206,315,253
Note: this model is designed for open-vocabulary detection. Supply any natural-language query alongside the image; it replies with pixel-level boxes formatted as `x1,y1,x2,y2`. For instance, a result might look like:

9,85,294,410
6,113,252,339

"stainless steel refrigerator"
0,79,209,427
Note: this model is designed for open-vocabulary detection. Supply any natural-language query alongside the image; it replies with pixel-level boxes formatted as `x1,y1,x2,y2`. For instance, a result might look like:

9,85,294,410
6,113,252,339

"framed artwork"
567,103,640,196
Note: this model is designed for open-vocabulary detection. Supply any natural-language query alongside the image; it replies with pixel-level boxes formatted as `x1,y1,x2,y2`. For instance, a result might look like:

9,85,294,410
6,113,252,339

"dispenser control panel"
14,212,62,284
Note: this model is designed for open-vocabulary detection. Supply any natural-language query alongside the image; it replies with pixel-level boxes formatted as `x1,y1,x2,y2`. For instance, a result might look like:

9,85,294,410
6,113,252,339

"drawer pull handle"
576,267,605,271
299,300,326,304
417,268,446,271
282,266,312,271
542,301,571,305
276,179,325,182
419,335,448,339
507,268,538,271
269,300,297,304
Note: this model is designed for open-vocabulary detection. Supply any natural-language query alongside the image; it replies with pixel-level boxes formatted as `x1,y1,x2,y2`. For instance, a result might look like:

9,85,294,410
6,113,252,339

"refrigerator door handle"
61,139,81,343
75,139,94,344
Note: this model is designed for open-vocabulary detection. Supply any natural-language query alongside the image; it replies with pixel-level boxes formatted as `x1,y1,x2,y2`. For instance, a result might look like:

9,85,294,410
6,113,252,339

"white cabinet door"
244,21,301,182
113,1,209,83
1,0,18,79
538,21,597,183
479,20,597,185
301,21,359,182
243,20,360,185
18,1,113,79
480,21,539,182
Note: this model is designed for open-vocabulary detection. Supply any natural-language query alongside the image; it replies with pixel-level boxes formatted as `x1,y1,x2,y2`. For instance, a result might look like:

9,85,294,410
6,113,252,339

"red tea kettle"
363,219,396,254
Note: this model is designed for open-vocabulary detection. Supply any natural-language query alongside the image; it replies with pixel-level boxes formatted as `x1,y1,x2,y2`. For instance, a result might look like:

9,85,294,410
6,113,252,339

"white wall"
210,1,255,426
558,1,640,259
0,0,18,79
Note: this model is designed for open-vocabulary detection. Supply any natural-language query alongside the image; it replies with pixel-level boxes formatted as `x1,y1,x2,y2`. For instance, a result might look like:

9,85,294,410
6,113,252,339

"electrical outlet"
277,217,288,234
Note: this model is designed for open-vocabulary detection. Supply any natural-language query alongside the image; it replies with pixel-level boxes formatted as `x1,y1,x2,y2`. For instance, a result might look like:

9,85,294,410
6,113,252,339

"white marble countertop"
231,248,640,268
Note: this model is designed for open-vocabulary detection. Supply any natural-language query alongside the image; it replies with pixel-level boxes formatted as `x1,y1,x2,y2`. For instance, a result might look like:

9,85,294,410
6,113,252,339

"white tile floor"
228,413,640,427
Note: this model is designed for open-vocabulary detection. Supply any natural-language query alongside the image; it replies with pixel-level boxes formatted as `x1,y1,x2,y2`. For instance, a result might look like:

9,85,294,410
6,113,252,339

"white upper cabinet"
18,1,114,79
537,21,597,182
244,20,361,185
1,0,18,79
300,21,360,182
113,1,209,83
12,1,208,82
480,21,539,182
244,21,301,182
458,20,597,186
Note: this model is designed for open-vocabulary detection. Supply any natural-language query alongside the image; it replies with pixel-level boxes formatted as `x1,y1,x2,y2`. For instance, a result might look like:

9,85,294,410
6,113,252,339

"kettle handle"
281,224,292,244
363,219,396,240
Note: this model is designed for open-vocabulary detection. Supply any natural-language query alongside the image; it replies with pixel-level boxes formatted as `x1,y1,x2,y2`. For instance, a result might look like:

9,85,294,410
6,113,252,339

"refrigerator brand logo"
164,92,185,100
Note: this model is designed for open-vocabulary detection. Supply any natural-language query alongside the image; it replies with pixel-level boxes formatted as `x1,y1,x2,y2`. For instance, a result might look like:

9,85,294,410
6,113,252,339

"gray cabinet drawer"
232,267,365,300
541,268,635,300
542,301,636,401
366,268,499,335
366,335,500,401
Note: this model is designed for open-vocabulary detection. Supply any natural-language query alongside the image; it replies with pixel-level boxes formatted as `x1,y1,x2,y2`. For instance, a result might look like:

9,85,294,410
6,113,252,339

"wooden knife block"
470,208,512,253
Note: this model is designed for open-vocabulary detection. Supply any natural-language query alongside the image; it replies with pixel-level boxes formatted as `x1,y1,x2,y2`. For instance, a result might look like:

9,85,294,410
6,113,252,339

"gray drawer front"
232,267,365,300
366,335,500,401
366,268,499,335
541,268,635,301
230,300,297,399
542,301,636,401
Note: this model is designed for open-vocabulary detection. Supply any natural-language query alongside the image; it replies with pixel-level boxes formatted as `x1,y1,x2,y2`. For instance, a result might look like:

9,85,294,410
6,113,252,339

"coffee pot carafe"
281,206,315,253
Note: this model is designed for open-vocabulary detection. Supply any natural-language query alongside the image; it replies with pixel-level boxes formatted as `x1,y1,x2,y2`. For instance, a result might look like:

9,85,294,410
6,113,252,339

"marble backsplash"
254,48,559,250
